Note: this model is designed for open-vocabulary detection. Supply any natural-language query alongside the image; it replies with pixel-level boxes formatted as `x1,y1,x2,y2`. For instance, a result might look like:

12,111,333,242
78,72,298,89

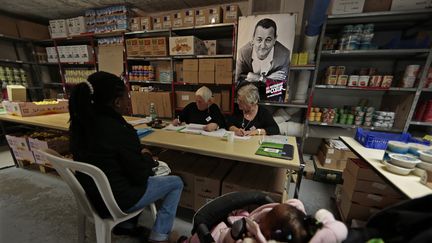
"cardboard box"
130,91,172,117
98,45,124,76
221,90,230,112
7,85,26,102
363,0,392,12
28,136,69,158
150,37,168,56
17,20,50,40
215,71,232,85
346,190,402,208
172,12,184,28
3,100,68,117
6,135,30,151
169,36,207,56
199,71,215,84
153,16,163,30
222,163,250,194
176,91,195,108
208,6,222,24
12,147,35,165
195,9,208,26
203,40,217,55
140,16,152,31
215,58,233,72
342,170,402,198
0,15,19,37
391,0,430,11
223,5,240,23
339,189,380,222
45,47,58,63
183,59,199,71
346,159,384,183
183,71,199,84
317,150,347,171
194,158,233,198
175,63,183,82
213,93,221,108
199,59,215,71
130,17,141,31
66,16,86,36
78,45,93,63
162,15,172,29
126,38,139,56
183,9,195,27
194,194,216,211
49,19,68,38
321,143,345,160
330,0,365,15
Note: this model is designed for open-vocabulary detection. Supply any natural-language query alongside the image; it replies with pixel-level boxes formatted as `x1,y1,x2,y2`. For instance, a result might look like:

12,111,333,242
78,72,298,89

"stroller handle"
192,191,274,243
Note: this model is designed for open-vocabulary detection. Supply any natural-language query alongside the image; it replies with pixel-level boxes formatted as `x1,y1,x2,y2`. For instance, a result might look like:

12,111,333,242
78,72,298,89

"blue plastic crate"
355,128,411,150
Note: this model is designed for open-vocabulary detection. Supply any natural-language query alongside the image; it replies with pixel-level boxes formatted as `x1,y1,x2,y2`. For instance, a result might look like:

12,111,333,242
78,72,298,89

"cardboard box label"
6,135,29,150
182,95,190,101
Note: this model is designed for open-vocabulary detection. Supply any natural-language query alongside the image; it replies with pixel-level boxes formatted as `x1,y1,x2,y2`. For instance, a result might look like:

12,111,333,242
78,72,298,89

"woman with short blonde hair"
227,84,279,136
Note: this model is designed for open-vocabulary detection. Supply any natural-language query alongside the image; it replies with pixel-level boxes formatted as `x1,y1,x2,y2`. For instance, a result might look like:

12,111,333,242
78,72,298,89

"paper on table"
163,124,186,131
186,123,206,130
180,123,206,134
128,117,151,126
235,135,251,140
201,129,227,138
261,135,288,144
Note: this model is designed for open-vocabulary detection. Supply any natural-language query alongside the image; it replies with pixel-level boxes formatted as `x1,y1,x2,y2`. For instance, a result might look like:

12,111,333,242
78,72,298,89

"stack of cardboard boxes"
130,91,172,117
45,45,93,63
132,4,239,31
338,159,403,224
126,37,168,57
180,58,232,85
316,140,358,171
159,150,285,211
159,151,235,210
222,163,286,203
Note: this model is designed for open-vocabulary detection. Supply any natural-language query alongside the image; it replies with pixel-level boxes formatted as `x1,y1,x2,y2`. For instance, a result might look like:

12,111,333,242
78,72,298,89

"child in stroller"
182,191,347,243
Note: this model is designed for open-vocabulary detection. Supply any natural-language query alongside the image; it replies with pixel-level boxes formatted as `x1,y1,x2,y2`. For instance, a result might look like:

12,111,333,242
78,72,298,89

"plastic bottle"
149,102,157,120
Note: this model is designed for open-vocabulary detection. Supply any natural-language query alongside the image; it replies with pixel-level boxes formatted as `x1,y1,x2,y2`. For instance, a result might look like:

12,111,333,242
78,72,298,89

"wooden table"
0,113,304,198
340,136,432,199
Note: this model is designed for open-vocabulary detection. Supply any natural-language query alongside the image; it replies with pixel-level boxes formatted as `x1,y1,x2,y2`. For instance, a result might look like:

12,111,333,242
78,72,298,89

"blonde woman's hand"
204,123,218,132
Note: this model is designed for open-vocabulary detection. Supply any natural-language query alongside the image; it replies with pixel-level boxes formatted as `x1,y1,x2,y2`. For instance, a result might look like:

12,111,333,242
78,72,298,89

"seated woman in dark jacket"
172,86,226,131
226,84,280,136
69,71,183,243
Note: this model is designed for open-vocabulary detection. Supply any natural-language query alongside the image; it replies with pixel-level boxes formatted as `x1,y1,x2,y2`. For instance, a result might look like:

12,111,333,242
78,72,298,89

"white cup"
226,131,235,143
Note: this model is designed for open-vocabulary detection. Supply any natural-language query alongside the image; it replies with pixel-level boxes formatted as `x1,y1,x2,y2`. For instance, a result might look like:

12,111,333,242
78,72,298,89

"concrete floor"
0,149,337,243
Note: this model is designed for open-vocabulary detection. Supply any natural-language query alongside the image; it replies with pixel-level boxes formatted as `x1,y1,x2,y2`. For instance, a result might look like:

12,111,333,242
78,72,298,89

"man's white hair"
195,86,213,102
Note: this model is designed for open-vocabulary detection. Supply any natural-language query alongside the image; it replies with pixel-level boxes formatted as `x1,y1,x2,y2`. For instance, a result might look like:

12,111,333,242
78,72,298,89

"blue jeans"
127,175,183,241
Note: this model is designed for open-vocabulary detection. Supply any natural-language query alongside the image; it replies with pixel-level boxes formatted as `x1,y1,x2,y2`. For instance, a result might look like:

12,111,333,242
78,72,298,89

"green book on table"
255,142,294,160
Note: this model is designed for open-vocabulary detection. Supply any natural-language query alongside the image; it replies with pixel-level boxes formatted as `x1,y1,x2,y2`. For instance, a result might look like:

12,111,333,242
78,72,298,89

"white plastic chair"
40,149,157,243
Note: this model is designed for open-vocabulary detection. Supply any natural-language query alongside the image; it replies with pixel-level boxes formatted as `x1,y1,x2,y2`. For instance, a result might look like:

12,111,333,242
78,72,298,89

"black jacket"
179,102,226,129
71,107,156,217
226,104,280,135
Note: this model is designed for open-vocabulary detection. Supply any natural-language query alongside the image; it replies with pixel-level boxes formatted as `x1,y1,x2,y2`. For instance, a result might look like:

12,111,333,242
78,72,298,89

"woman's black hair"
69,71,126,152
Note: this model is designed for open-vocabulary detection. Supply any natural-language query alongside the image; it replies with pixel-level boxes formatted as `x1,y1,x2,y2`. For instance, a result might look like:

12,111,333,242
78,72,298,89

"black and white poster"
236,14,296,102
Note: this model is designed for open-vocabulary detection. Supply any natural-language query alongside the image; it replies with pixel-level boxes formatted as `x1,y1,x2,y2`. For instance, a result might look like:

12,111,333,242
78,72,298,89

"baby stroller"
186,191,347,243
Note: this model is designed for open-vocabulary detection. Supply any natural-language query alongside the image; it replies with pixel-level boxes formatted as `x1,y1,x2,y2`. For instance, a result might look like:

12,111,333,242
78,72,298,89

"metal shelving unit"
306,10,432,141
309,121,403,133
410,121,432,127
0,34,45,101
290,65,316,71
259,102,308,109
124,23,237,117
314,85,417,92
